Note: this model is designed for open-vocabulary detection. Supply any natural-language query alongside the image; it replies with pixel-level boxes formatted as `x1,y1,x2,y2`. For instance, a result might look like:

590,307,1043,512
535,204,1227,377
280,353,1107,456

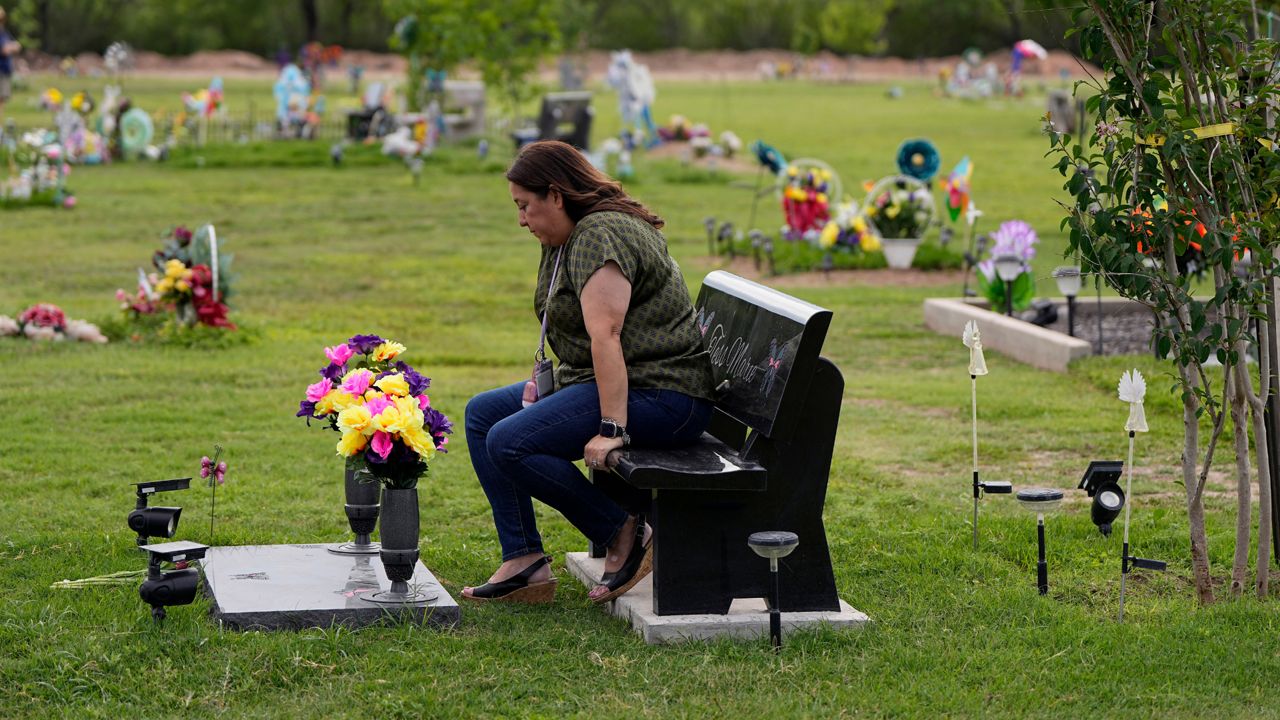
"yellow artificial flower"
372,406,404,434
852,216,868,233
371,341,406,362
816,192,828,205
862,233,881,252
885,205,900,219
336,430,369,457
337,405,373,435
393,395,423,424
375,373,410,397
363,389,385,402
819,222,838,249
175,280,190,293
154,277,175,295
316,390,358,415
787,165,798,177
164,259,186,279
401,426,436,460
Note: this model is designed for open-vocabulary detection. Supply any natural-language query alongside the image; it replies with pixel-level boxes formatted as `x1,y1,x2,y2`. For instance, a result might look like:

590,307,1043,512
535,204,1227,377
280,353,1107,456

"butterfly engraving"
762,338,783,396
697,307,715,337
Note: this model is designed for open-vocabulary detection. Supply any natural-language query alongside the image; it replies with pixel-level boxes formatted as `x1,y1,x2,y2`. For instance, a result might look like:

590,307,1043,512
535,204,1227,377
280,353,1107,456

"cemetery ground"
2,76,1278,718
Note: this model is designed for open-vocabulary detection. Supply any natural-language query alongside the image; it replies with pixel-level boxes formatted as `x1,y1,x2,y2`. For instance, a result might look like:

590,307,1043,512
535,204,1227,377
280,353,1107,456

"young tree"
473,0,560,124
1049,0,1280,602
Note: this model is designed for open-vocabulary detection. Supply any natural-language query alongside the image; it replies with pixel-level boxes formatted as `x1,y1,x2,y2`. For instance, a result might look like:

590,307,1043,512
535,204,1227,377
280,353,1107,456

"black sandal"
463,555,557,604
591,515,652,604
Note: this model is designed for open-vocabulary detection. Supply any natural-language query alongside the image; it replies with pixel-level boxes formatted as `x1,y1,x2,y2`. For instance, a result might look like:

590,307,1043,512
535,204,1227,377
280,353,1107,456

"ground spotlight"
748,531,799,652
1077,460,1125,537
138,540,208,621
128,478,190,547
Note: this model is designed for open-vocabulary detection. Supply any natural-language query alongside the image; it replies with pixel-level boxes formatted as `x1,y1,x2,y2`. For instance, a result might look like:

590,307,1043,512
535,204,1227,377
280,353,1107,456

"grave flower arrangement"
117,225,236,330
781,165,832,241
298,335,453,489
865,183,933,240
0,303,108,343
976,220,1039,312
819,200,880,253
0,130,76,209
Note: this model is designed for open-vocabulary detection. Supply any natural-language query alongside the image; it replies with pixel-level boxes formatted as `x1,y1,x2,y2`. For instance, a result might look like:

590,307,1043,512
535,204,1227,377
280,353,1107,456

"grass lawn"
1,75,1277,718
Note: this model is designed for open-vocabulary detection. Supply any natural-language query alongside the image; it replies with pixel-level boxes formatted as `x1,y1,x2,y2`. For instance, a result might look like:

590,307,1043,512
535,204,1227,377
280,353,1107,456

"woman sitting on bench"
462,140,714,604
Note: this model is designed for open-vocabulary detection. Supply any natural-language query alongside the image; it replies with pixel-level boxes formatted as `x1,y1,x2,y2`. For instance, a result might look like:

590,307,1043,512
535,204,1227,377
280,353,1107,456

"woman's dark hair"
506,140,664,229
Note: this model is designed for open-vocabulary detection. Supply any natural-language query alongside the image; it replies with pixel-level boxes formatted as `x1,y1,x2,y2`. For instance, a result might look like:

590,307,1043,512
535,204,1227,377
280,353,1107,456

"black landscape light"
718,221,736,260
749,229,764,271
704,216,717,256
1016,488,1064,595
993,254,1022,317
1078,460,1125,537
138,540,208,621
1053,266,1083,336
748,531,799,652
128,478,190,547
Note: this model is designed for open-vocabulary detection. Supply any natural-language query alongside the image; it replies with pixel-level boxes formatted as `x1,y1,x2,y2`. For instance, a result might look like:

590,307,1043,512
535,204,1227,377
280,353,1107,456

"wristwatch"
599,418,630,445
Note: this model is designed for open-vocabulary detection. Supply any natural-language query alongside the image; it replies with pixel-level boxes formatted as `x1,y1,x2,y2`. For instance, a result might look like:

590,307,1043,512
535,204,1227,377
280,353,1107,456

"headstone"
201,543,459,631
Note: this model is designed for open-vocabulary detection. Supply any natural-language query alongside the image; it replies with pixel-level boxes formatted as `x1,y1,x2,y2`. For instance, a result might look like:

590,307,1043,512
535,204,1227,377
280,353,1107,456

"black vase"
330,466,381,555
366,487,431,604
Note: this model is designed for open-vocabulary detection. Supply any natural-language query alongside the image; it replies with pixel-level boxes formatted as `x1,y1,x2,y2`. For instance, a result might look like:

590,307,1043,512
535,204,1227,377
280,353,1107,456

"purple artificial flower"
297,400,317,418
988,220,1038,274
320,363,346,382
347,334,385,355
424,406,454,437
174,226,193,245
395,361,431,396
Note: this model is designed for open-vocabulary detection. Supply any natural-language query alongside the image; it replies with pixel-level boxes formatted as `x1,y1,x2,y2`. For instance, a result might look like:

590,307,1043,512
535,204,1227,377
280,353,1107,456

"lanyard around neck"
537,246,563,362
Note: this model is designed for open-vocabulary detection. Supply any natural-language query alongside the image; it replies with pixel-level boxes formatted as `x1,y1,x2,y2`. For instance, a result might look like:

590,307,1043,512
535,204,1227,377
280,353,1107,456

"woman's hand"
584,434,625,470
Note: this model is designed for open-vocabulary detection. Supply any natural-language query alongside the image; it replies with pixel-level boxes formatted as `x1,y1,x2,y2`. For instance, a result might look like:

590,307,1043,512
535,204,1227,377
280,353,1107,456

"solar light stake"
704,217,717,256
1015,489,1063,594
1119,429,1135,620
963,321,1008,549
1037,514,1048,594
748,531,799,652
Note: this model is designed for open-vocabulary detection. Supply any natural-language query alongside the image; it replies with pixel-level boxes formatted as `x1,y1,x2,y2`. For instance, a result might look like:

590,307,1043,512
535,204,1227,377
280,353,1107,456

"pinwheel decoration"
896,138,941,183
945,156,973,223
751,140,787,176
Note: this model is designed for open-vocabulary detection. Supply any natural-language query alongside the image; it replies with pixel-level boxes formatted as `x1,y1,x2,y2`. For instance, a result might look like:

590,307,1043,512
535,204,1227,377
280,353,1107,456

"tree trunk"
1250,303,1273,597
300,0,319,43
1181,360,1216,604
1230,355,1253,596
340,0,354,47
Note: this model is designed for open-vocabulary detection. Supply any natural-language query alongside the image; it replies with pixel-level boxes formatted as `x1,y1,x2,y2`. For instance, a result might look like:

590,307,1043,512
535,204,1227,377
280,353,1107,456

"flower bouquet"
0,130,76,210
819,200,881,254
117,224,236,330
298,334,453,489
781,164,833,241
1,303,108,343
976,220,1039,312
864,178,934,241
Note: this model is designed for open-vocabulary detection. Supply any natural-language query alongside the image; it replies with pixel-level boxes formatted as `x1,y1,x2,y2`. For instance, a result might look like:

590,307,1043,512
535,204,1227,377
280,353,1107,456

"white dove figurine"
1118,368,1148,432
962,320,988,376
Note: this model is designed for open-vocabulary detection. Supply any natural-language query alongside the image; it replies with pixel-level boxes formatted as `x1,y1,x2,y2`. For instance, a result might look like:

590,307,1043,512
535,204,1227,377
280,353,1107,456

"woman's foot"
588,514,652,602
462,553,556,603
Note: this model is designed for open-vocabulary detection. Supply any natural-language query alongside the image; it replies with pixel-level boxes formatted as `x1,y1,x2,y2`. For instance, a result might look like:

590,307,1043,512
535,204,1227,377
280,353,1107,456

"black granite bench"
593,271,842,616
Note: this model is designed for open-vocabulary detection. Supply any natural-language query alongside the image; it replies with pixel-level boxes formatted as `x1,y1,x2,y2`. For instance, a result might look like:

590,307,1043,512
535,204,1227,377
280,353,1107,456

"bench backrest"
693,271,832,441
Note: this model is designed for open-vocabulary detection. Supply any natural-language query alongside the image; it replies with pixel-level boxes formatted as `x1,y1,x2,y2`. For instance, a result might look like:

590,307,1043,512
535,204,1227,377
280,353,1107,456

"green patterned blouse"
534,211,714,401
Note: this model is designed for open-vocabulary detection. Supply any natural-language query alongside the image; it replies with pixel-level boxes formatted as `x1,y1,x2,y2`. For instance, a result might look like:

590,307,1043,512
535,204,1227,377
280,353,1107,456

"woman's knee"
465,386,512,436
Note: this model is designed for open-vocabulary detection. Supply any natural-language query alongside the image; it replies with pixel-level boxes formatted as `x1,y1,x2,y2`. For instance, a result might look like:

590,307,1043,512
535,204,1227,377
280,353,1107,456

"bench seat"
613,433,766,491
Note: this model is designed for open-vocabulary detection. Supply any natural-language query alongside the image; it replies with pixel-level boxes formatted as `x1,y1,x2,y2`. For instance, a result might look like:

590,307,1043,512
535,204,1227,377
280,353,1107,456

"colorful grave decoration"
117,225,236,330
298,335,453,489
0,303,107,343
945,156,973,222
781,162,836,241
896,138,941,183
0,130,76,209
818,200,879,253
976,220,1039,312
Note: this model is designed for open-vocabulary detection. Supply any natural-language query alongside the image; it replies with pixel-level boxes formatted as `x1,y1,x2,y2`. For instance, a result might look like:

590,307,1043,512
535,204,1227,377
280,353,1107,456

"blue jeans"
465,381,712,560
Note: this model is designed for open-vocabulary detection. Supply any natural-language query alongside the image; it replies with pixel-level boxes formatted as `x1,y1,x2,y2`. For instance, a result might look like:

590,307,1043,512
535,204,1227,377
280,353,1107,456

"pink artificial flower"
370,430,392,460
200,456,212,479
306,378,333,402
215,461,227,485
115,289,129,302
365,396,394,417
341,369,373,396
418,394,431,410
325,344,355,367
